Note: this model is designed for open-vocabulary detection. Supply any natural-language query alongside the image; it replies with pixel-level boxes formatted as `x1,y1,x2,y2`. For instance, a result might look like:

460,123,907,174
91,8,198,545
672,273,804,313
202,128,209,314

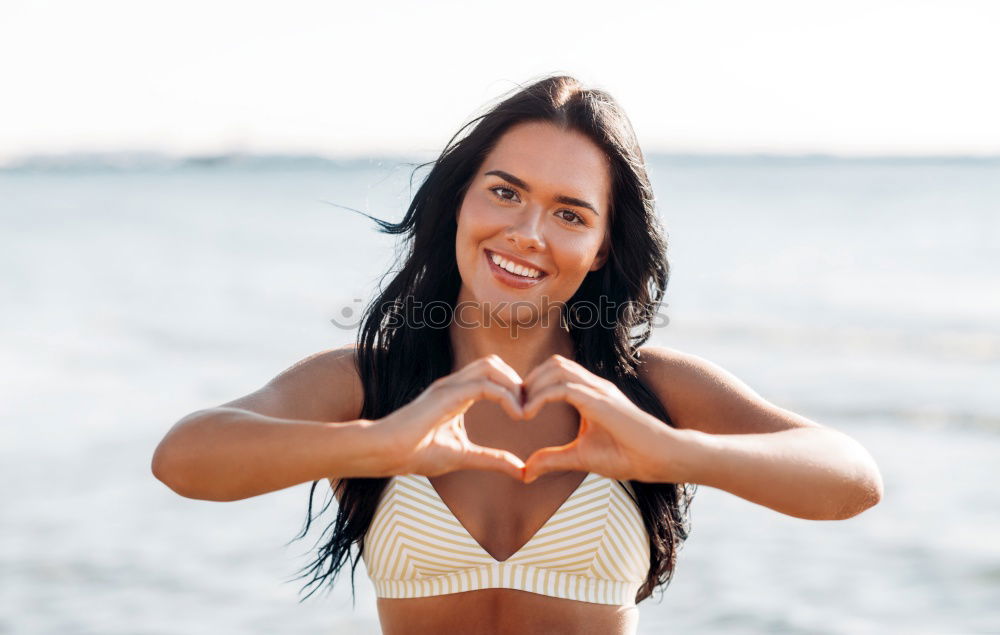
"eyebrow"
484,169,600,216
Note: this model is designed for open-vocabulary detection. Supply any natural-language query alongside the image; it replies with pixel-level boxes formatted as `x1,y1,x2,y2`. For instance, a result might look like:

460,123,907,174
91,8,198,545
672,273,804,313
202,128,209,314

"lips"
486,248,548,276
484,248,549,289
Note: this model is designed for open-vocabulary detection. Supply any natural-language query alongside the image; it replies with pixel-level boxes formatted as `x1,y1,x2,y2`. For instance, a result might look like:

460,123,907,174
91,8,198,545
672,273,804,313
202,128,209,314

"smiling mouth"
484,249,549,288
488,250,545,278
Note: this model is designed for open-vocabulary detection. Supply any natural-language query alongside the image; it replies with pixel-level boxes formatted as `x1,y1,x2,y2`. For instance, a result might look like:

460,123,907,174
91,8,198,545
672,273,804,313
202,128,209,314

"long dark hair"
288,75,696,604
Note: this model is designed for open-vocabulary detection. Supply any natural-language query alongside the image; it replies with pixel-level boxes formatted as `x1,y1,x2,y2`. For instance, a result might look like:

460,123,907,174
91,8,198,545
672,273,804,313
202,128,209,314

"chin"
491,287,573,330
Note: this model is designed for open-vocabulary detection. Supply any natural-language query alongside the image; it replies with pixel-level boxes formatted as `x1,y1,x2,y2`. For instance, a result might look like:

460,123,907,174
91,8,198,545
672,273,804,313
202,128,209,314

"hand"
520,355,686,484
374,355,526,480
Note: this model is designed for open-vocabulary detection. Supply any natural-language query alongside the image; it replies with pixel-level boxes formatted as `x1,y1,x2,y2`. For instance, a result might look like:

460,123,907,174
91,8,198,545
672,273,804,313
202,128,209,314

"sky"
1,0,999,162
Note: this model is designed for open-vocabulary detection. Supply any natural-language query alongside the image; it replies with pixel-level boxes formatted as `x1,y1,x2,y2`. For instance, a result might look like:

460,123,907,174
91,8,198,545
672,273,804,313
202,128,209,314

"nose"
504,205,546,252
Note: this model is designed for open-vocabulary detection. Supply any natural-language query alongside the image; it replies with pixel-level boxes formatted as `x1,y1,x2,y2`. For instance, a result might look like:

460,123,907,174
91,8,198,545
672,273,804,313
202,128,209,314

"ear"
589,233,610,271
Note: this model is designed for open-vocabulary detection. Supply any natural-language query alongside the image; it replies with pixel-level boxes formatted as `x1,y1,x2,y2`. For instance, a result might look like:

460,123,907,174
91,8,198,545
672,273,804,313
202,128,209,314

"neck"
448,291,574,379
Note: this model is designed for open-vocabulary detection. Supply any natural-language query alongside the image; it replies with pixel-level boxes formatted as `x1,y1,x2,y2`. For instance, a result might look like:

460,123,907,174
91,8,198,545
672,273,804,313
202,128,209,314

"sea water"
2,155,998,633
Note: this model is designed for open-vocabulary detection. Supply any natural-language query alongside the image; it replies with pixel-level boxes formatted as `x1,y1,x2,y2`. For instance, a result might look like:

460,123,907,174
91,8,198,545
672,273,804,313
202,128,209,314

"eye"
490,184,588,226
489,185,520,203
556,209,586,226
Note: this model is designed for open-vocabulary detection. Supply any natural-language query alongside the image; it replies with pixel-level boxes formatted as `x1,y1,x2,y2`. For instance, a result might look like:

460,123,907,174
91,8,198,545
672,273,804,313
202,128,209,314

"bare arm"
151,346,371,501
669,425,883,520
638,346,884,520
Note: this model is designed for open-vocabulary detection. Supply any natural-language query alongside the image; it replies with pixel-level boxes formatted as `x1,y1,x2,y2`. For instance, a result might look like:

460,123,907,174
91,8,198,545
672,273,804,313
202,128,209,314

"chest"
429,399,584,562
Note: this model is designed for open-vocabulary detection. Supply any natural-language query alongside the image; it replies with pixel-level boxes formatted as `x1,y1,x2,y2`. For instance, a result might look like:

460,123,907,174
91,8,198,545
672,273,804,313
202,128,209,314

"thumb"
461,445,527,481
523,444,581,484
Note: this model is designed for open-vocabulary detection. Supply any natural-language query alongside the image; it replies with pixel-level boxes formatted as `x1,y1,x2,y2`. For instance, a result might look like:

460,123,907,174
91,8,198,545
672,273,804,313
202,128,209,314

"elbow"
831,464,884,520
151,451,180,494
151,448,239,502
823,432,884,520
151,410,233,501
151,443,196,498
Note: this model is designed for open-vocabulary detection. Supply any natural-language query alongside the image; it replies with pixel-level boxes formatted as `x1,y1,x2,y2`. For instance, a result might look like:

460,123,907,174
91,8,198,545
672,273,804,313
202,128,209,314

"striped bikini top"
362,472,650,606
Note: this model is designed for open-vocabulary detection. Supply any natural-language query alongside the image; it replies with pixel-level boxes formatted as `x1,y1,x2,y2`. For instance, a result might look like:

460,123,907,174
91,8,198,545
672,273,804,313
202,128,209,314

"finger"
456,355,524,404
460,445,526,481
521,364,569,406
523,382,600,420
483,354,524,388
456,354,522,385
523,445,581,484
521,353,565,387
449,378,524,420
523,358,605,405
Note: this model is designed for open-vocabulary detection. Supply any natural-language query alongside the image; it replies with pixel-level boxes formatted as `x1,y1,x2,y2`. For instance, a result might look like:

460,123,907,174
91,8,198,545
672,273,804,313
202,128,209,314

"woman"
151,75,883,634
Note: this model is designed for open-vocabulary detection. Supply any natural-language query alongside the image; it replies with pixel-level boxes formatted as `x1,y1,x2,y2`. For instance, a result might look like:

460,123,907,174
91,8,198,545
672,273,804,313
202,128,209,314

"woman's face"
454,121,611,323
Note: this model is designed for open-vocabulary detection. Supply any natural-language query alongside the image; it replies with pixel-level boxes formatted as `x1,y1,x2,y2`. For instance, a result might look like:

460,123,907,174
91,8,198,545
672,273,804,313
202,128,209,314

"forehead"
481,121,611,212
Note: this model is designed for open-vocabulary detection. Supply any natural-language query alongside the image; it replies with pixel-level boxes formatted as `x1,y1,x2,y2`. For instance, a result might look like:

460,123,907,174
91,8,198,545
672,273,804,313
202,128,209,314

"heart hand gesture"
375,355,527,480
520,355,683,484
374,353,684,485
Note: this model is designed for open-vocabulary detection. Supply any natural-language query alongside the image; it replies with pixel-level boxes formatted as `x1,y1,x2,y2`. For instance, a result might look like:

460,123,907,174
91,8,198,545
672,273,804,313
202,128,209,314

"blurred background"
2,1,998,633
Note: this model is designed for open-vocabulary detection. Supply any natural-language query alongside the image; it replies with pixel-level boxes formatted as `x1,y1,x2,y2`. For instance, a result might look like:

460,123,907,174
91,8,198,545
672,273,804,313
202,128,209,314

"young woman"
151,75,883,634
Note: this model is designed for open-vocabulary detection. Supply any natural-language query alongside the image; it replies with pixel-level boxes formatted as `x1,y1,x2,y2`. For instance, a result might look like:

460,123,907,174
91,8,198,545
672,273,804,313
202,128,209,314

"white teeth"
489,252,541,278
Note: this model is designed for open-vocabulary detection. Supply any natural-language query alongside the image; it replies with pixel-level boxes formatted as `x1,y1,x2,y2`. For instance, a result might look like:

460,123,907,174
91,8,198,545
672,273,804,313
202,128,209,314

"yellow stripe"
364,474,650,605
517,520,607,554
388,506,476,540
376,526,490,562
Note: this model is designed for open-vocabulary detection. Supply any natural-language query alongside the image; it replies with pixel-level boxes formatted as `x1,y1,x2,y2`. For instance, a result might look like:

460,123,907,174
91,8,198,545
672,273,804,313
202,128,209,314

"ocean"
2,155,998,633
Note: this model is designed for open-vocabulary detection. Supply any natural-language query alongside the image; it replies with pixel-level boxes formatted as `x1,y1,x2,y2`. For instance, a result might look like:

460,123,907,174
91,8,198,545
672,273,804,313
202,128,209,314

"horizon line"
3,149,999,172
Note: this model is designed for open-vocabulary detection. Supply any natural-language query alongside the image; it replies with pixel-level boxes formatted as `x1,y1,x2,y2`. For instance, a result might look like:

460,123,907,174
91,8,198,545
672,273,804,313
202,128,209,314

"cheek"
455,200,493,270
457,197,504,243
553,234,604,273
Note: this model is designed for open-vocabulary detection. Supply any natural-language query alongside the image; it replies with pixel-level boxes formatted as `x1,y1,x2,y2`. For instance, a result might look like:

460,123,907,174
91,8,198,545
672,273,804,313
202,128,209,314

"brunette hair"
289,74,696,604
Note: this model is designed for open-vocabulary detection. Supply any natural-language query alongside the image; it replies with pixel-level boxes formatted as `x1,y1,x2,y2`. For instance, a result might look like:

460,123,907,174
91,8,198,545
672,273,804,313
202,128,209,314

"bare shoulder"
217,344,364,424
636,345,820,434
